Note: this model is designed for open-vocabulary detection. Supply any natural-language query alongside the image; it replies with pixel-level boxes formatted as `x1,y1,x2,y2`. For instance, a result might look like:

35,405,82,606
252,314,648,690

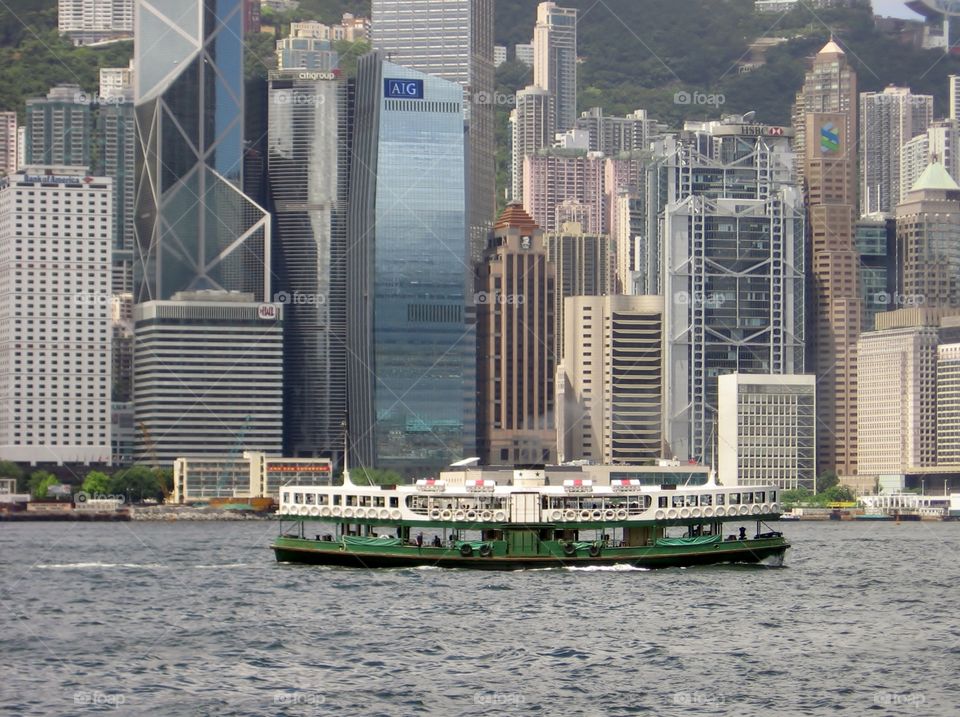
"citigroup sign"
918,0,960,14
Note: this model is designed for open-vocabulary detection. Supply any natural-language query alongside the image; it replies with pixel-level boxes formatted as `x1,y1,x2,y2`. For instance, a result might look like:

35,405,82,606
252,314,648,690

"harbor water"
1,520,959,715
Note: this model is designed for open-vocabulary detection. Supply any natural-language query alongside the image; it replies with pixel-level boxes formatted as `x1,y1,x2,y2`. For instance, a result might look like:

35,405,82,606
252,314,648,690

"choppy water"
2,520,959,716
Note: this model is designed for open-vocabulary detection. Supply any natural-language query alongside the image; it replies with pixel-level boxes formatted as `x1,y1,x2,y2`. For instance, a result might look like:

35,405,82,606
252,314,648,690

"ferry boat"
272,470,789,570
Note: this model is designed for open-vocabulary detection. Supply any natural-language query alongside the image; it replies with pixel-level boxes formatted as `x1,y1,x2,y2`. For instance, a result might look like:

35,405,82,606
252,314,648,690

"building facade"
557,295,664,465
937,342,960,464
0,167,113,463
25,85,92,169
0,112,17,176
371,0,495,266
533,2,578,131
717,373,816,490
133,291,283,464
855,216,897,331
276,35,339,71
134,0,271,303
347,55,475,474
510,85,554,203
523,150,606,234
476,204,556,465
267,69,351,462
58,0,134,45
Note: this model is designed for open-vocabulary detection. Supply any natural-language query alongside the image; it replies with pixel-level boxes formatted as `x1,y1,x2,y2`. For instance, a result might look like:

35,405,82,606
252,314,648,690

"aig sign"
384,78,424,99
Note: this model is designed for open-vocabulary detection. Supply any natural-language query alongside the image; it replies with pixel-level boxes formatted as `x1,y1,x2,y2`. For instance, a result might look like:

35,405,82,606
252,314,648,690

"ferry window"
685,495,697,507
755,491,765,503
374,496,385,507
742,492,753,504
672,495,684,508
716,494,725,505
360,496,371,507
333,495,341,506
770,491,777,503
389,497,398,508
282,491,290,503
701,494,712,507
729,493,741,505
316,494,327,505
346,495,357,506
294,493,303,504
659,496,668,508
305,494,315,505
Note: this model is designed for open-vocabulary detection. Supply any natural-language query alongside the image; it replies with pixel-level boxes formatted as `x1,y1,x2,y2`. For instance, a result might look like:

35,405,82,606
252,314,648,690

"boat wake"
566,563,651,572
36,562,169,570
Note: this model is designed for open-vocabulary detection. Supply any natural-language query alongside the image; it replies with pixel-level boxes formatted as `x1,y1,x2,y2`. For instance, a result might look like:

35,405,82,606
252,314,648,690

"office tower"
510,86,555,202
855,216,897,330
133,291,283,464
476,204,556,465
25,85,92,169
523,150,605,234
859,87,933,214
0,112,17,176
938,342,960,463
111,292,134,404
575,107,665,155
657,119,805,464
896,162,960,309
544,221,612,359
612,191,647,293
267,69,351,461
857,310,944,479
901,120,960,201
515,42,534,66
0,167,112,463
347,54,474,473
557,295,664,464
58,0,133,45
371,0,495,266
97,63,136,295
134,0,271,303
276,31,339,71
800,40,860,476
717,374,816,490
533,2,578,132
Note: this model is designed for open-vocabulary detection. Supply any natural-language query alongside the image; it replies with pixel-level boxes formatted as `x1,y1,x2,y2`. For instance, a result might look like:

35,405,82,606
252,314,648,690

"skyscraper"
134,0,271,303
476,204,556,465
575,107,665,155
0,112,17,176
799,40,860,477
533,2,578,132
859,87,933,214
510,85,554,202
267,69,351,462
25,85,92,169
371,0,495,265
523,150,606,234
347,54,474,474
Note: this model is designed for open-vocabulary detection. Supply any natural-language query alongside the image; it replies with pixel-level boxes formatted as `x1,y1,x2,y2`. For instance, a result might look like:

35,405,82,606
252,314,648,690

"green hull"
272,535,789,571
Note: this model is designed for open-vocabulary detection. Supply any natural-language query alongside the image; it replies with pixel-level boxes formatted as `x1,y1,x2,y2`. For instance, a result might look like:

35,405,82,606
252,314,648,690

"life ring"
591,510,603,521
761,504,771,514
667,509,678,520
769,503,779,513
390,509,402,520
454,510,466,521
616,509,628,520
320,506,331,518
692,507,702,518
580,510,592,521
481,511,493,521
494,511,507,521
715,506,725,517
466,510,478,521
680,508,691,519
459,544,473,557
309,506,320,517
604,510,616,520
430,509,441,519
563,542,577,556
440,510,453,520
379,508,390,520
343,508,354,519
655,510,666,520
330,506,342,517
588,545,602,558
751,505,762,515
564,510,577,521
739,505,750,516
479,544,493,558
703,507,714,518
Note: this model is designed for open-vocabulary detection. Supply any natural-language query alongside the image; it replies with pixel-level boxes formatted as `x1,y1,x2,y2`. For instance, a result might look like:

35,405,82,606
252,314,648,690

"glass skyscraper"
347,53,475,475
267,69,351,462
133,0,271,302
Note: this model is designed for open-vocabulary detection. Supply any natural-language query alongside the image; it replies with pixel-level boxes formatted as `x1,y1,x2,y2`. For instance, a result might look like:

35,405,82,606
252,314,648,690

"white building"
937,342,960,464
99,60,134,100
901,120,960,201
172,451,332,503
717,374,816,491
534,2,578,131
510,85,554,202
515,42,534,66
0,166,113,463
58,0,134,45
0,112,17,176
494,45,507,66
133,291,283,465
